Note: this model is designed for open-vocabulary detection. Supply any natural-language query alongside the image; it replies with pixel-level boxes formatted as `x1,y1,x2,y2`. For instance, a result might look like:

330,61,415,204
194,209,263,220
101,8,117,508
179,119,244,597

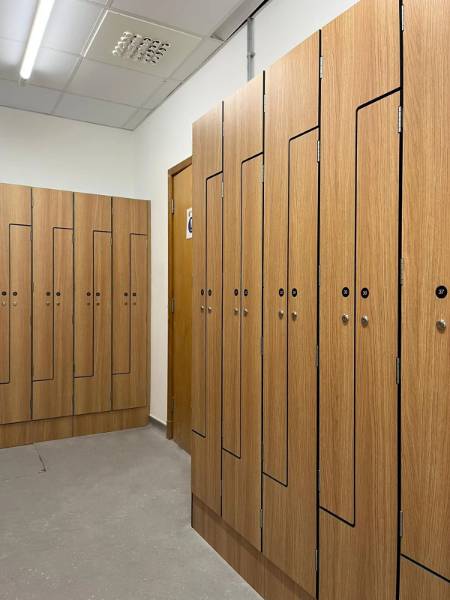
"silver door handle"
361,315,369,327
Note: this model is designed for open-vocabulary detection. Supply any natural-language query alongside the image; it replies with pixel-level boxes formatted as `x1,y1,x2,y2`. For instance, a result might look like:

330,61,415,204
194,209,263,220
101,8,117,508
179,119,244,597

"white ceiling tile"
111,0,245,36
0,38,24,81
31,48,80,89
0,79,60,113
54,93,136,127
87,11,201,78
170,37,222,81
122,107,151,130
0,0,37,42
143,79,179,110
67,58,162,106
42,0,104,55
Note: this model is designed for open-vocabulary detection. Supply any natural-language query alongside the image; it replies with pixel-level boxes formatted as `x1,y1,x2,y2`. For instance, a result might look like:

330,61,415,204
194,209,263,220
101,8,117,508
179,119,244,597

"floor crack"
33,445,47,473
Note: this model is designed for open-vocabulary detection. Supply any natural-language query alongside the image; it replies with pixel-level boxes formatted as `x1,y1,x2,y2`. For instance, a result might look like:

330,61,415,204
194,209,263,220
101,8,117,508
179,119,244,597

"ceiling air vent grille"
112,31,171,64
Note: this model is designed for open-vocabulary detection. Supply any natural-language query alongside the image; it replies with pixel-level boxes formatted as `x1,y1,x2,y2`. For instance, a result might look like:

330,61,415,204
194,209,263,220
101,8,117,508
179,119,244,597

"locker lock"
243,308,249,316
201,305,205,312
278,310,285,319
291,311,298,321
436,319,447,333
234,307,239,315
342,314,350,325
361,315,369,327
207,306,212,313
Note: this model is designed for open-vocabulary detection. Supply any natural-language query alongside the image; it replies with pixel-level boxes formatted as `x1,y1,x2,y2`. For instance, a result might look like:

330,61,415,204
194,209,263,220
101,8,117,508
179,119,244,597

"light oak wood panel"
75,231,112,414
191,174,222,516
192,496,313,600
73,406,149,437
319,0,400,522
222,75,263,455
112,197,148,375
0,184,31,386
32,188,72,380
402,0,450,580
171,164,193,453
263,130,318,596
263,33,319,483
400,558,450,600
320,93,399,599
74,193,111,378
223,155,263,551
113,233,148,409
0,225,32,424
192,104,222,436
0,417,72,449
33,228,74,419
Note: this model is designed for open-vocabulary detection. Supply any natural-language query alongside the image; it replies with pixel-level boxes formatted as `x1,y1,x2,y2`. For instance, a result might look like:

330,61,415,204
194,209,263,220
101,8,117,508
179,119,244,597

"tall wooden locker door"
112,197,148,410
222,76,263,551
401,0,450,591
74,194,112,415
0,184,32,424
262,36,319,597
191,105,223,516
32,188,73,420
319,3,400,590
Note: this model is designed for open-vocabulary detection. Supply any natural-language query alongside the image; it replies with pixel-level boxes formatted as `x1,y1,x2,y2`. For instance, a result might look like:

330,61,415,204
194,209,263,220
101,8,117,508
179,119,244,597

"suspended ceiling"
0,0,262,130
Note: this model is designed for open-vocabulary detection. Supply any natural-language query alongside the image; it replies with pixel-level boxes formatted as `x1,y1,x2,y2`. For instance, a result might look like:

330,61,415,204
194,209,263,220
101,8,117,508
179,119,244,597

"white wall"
133,0,358,424
0,106,135,196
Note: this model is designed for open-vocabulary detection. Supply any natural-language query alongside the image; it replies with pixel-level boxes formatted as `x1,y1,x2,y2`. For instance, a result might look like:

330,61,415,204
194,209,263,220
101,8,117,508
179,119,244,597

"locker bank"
0,0,448,599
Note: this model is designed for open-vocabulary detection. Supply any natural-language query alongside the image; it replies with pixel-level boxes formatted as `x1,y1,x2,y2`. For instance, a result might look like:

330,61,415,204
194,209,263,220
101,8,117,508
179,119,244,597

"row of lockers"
0,185,149,429
191,0,449,599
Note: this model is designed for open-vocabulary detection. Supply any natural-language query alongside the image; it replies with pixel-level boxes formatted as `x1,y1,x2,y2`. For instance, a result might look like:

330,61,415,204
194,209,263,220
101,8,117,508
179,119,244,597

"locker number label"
436,286,448,299
342,287,350,298
361,288,370,299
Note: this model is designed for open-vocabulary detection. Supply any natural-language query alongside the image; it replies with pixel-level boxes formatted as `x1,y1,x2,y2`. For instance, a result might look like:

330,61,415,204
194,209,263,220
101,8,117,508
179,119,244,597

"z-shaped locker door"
74,193,112,415
32,188,73,420
191,104,223,516
0,184,31,425
112,198,148,410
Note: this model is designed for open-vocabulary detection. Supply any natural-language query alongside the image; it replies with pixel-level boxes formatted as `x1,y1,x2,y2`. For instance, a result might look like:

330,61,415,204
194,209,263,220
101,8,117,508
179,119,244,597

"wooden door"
74,193,112,415
319,0,400,525
32,188,73,420
320,92,400,600
222,76,263,551
401,0,450,589
191,105,223,516
400,558,449,600
170,163,193,453
262,36,319,596
112,197,148,410
0,184,31,424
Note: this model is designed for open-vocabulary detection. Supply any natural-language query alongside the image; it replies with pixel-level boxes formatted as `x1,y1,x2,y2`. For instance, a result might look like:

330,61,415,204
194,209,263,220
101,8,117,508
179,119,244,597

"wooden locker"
319,0,400,524
191,174,223,515
320,93,400,599
401,0,450,585
0,184,31,424
112,197,148,410
32,188,73,420
191,104,223,516
222,76,263,550
262,36,319,596
400,558,449,600
74,193,112,415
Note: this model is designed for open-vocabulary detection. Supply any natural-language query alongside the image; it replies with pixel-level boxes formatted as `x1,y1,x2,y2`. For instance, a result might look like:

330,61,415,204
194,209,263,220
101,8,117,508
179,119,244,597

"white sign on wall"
186,207,192,239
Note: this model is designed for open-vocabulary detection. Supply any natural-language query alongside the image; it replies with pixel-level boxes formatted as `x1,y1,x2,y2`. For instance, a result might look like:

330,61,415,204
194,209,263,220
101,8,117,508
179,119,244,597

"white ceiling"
0,0,260,130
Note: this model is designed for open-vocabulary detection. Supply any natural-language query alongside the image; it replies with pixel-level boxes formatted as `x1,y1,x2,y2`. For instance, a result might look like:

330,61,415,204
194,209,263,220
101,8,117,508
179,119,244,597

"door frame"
167,156,193,440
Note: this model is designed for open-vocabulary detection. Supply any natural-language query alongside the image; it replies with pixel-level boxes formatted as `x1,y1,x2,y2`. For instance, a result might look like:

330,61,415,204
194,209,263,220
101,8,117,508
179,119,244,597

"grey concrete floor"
0,424,261,600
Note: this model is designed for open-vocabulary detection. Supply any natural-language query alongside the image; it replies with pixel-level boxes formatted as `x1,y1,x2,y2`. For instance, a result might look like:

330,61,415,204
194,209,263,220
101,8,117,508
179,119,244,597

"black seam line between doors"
192,169,223,440
260,73,265,553
319,85,401,530
401,554,450,584
33,225,73,384
262,124,319,490
396,2,404,598
0,223,31,388
113,231,147,378
74,229,111,380
317,29,322,600
222,151,264,462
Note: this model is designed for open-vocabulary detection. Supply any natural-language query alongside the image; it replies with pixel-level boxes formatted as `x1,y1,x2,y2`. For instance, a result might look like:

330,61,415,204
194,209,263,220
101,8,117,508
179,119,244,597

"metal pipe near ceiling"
247,17,255,81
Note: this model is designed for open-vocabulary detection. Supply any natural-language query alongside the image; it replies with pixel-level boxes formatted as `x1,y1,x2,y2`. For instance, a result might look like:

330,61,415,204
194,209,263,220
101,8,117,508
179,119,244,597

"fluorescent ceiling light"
20,0,56,80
